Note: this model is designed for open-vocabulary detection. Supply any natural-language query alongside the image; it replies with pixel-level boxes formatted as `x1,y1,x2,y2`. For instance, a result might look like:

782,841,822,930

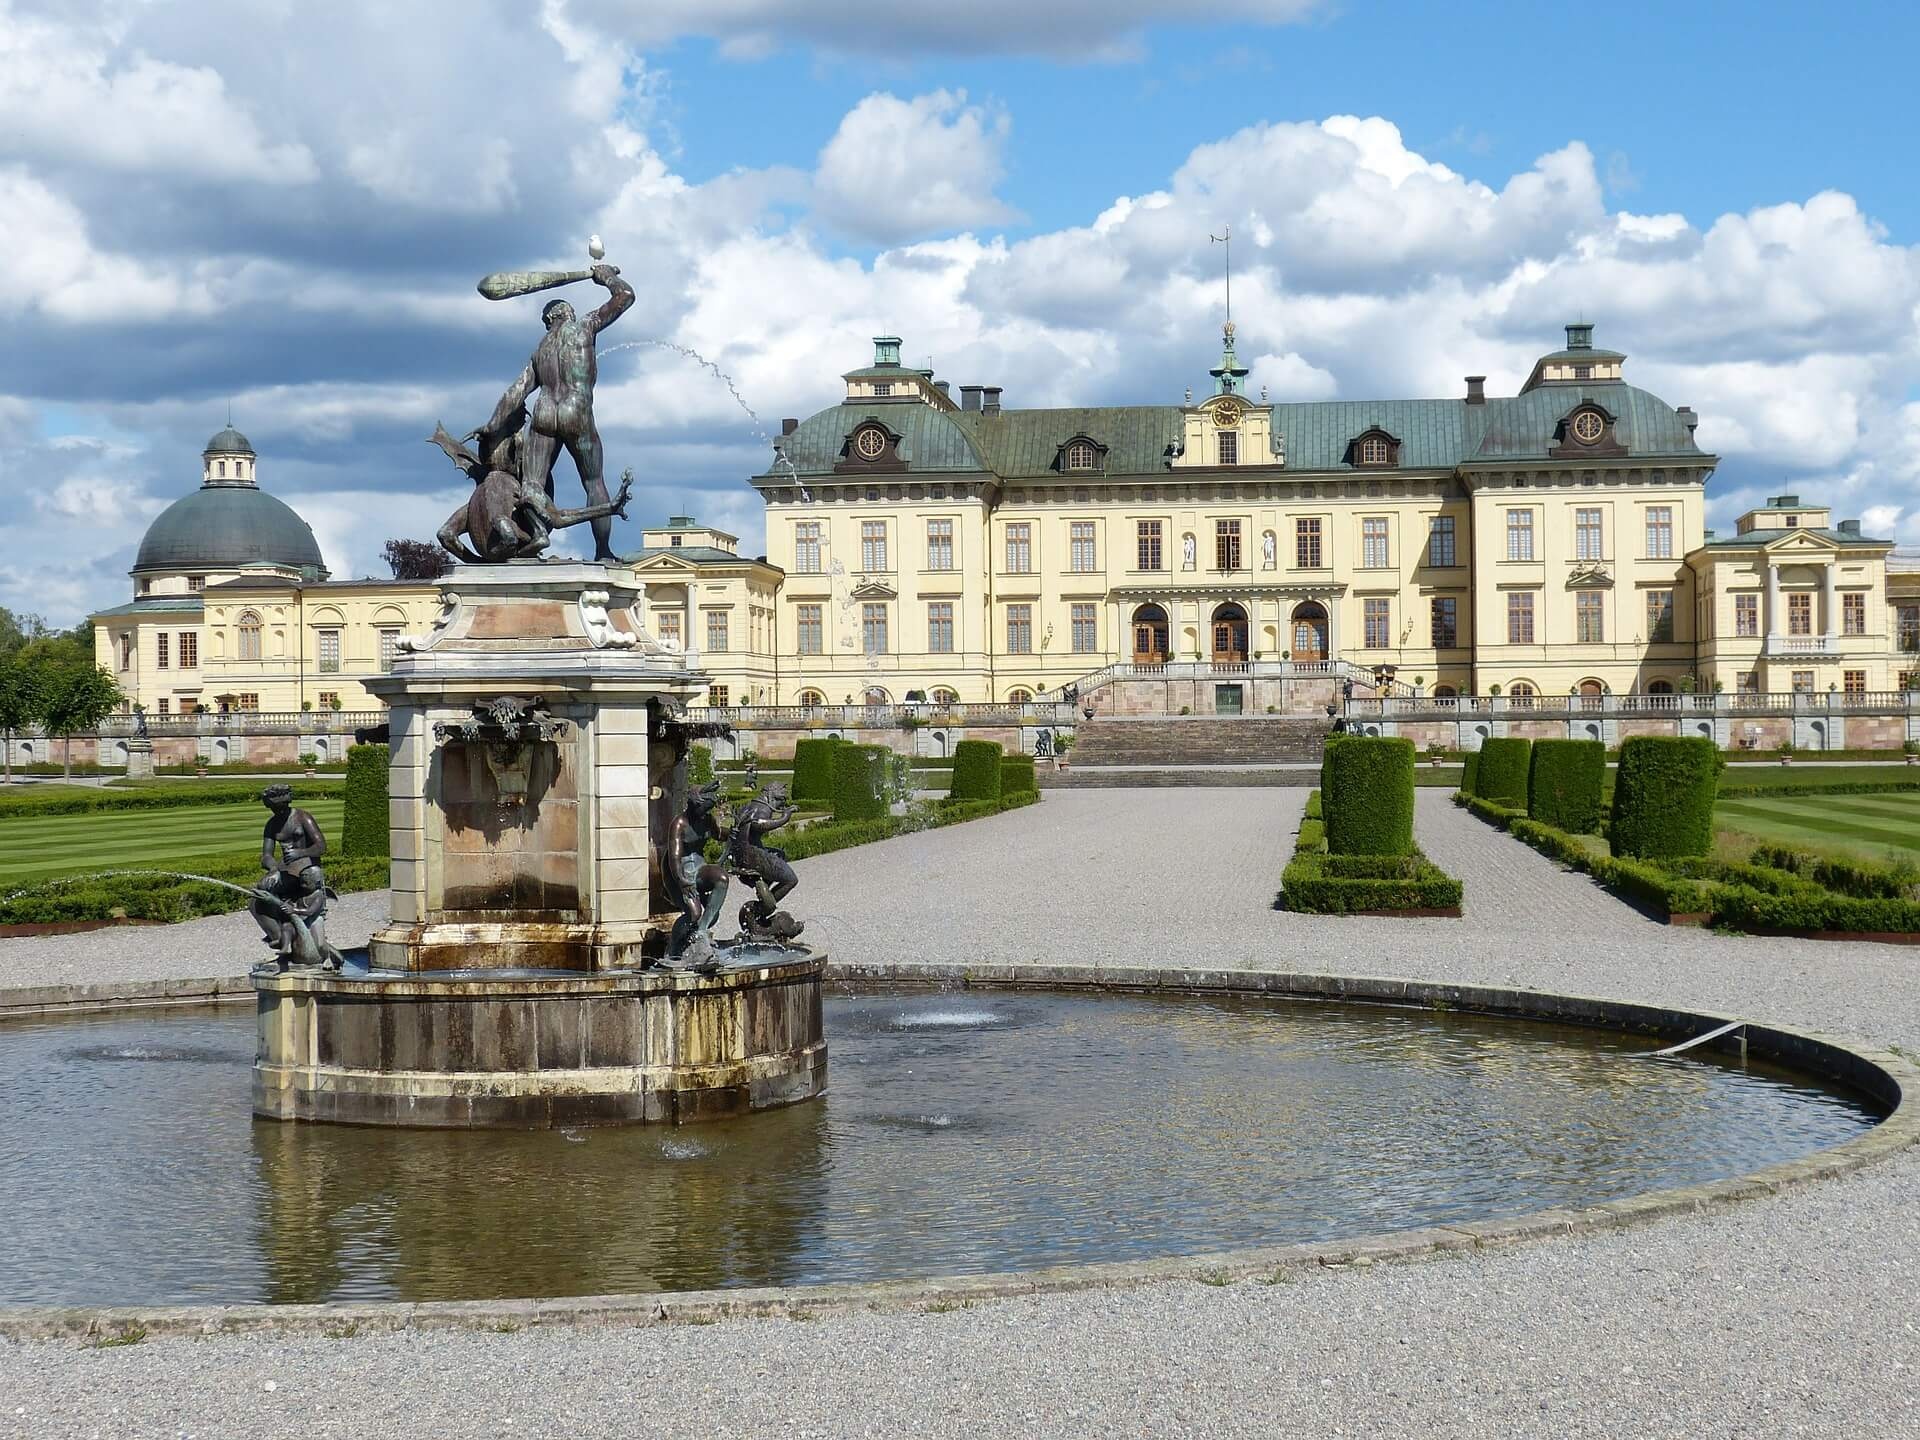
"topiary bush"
1527,738,1605,833
791,736,843,806
1319,730,1347,797
1610,735,1722,859
949,739,1004,801
1459,749,1481,797
999,754,1037,796
340,743,389,857
1324,735,1415,857
689,743,714,785
1474,737,1532,807
831,744,889,823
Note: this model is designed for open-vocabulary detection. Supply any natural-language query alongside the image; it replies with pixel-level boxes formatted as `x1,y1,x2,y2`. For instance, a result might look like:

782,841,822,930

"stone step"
1039,766,1320,788
1071,716,1331,767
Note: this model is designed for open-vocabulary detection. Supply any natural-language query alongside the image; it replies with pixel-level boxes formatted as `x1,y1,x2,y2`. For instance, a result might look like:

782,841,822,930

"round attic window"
1571,410,1605,444
853,426,888,461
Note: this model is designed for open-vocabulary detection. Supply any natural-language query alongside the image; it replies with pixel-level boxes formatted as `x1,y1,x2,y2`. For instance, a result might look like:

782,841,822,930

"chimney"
982,386,1003,415
1839,519,1862,537
960,385,983,411
1675,405,1697,434
781,417,799,436
1464,375,1486,405
933,380,951,399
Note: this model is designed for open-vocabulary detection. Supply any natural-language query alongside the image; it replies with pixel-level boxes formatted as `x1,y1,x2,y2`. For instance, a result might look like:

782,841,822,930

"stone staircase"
1042,715,1329,788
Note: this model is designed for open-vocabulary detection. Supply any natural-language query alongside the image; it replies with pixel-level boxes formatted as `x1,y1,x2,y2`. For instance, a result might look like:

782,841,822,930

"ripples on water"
0,988,1877,1307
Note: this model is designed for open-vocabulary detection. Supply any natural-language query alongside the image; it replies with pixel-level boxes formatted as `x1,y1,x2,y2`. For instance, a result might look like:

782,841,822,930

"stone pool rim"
1,961,1915,1343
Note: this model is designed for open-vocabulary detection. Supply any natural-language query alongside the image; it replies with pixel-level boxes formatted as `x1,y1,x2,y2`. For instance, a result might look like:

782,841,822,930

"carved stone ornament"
578,588,641,649
432,696,571,747
397,593,460,653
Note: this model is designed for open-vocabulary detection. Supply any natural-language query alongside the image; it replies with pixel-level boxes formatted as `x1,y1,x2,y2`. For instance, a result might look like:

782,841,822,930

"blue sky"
2,0,1917,625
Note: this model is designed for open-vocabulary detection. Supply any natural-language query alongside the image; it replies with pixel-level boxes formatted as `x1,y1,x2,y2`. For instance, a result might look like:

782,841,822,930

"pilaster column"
1822,562,1839,646
1763,558,1781,647
683,587,699,667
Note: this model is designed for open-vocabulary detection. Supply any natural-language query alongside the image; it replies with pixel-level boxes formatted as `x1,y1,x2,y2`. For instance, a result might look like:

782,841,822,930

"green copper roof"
953,407,1186,477
774,401,986,476
202,425,255,455
1469,383,1702,461
622,545,770,566
134,482,327,576
91,597,207,619
1695,528,1889,549
1273,399,1487,470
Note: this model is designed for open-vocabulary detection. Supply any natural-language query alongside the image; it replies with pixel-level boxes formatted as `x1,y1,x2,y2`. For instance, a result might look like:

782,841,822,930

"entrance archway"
1289,601,1329,661
1131,604,1170,664
1211,603,1249,663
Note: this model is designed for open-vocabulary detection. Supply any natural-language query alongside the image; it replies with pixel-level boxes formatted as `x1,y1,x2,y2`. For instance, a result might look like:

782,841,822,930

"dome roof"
133,483,327,576
203,425,255,456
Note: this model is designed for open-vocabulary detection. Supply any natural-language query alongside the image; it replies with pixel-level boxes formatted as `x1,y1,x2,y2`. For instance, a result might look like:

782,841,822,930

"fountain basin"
252,953,825,1127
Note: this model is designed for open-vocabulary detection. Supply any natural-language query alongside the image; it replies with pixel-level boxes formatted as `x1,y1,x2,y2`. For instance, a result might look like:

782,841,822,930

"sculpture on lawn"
250,785,345,972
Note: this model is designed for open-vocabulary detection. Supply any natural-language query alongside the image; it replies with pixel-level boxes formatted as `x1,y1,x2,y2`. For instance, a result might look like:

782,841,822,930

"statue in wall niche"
250,785,345,972
663,780,730,972
726,781,805,947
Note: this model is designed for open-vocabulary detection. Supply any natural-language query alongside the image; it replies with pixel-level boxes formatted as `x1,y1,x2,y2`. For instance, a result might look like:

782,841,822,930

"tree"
37,661,122,780
384,539,453,580
0,655,45,784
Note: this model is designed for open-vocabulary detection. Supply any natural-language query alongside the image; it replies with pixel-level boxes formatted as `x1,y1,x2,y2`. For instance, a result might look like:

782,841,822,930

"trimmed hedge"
1718,778,1920,800
1459,750,1480,798
1610,736,1722,859
1474,738,1531,807
0,849,389,926
1527,739,1605,833
689,743,714,785
779,789,1040,862
1282,791,1462,914
791,736,843,806
1318,730,1346,798
0,778,346,819
949,740,1004,801
999,754,1037,796
1324,736,1415,857
830,744,889,822
339,743,389,858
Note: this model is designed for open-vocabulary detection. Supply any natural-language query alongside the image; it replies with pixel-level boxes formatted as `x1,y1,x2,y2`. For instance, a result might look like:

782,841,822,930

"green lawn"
0,797,347,886
1714,791,1920,864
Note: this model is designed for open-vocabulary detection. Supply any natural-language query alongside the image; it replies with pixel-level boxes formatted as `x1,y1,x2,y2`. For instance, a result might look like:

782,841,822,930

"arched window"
237,611,263,661
1358,436,1390,466
1007,688,1034,704
798,689,824,707
862,686,890,706
1647,679,1675,696
1064,440,1098,471
931,687,959,705
1432,684,1458,699
1508,681,1537,707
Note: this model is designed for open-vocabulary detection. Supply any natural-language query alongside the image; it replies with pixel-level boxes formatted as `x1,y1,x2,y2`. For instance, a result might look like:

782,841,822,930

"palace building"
95,323,1920,721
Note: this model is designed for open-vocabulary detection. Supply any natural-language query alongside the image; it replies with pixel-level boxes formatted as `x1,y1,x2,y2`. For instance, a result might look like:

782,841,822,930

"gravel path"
4,790,1919,1438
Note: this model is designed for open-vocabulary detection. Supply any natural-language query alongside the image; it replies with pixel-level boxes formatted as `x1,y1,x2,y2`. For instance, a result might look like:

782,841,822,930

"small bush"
1527,739,1605,833
1610,736,1721,859
791,736,843,806
1474,738,1531,807
1459,750,1480,797
340,743,389,858
949,740,1004,801
830,744,889,823
779,789,1040,862
999,754,1037,796
1282,791,1461,913
1324,736,1415,857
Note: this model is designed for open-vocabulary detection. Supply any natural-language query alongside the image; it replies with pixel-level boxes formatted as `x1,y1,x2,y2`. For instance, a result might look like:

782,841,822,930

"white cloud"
0,168,217,322
813,91,1016,244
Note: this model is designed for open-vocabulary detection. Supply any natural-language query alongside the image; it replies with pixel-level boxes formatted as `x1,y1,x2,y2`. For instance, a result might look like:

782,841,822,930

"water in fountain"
604,338,811,500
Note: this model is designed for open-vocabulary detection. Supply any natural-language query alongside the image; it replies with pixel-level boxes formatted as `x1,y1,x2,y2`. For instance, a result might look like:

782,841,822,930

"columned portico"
1109,583,1348,665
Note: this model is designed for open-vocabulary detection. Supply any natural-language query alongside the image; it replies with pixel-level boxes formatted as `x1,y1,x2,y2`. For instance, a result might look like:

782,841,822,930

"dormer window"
1550,403,1625,458
1065,440,1098,471
1571,409,1606,444
1359,437,1390,466
853,426,888,461
1349,429,1401,469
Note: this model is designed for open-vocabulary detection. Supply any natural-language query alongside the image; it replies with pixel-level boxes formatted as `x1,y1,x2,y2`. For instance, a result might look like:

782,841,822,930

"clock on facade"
1213,401,1244,428
853,426,888,460
1571,410,1605,444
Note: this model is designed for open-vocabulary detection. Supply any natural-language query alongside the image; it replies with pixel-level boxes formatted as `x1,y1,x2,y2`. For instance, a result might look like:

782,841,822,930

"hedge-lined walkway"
4,789,1920,1438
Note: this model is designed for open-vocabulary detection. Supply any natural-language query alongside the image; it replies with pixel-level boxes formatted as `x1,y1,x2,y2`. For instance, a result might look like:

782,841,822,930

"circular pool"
0,980,1887,1309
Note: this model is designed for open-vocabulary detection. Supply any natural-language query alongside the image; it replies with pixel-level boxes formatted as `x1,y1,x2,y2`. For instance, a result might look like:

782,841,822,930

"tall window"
1430,596,1457,648
705,611,729,653
794,522,822,574
317,629,341,673
1575,508,1604,561
1217,431,1238,466
928,602,954,654
378,629,399,671
1576,591,1605,643
1363,598,1390,649
1428,515,1456,568
1007,604,1033,654
1844,591,1866,636
860,520,888,572
1788,592,1812,636
1215,519,1242,571
1506,509,1534,561
1645,506,1674,559
1646,589,1674,644
1900,604,1920,651
178,631,197,669
862,603,888,655
926,519,954,571
156,698,169,715
118,633,132,670
156,632,170,669
709,685,730,708
1065,440,1098,471
1792,670,1814,693
1005,522,1032,573
1507,592,1535,644
1296,518,1323,569
1071,603,1097,653
237,611,263,661
796,604,823,654
1738,671,1760,694
235,693,260,712
1137,520,1164,571
1735,594,1759,637
657,612,682,648
1361,518,1389,568
1845,669,1867,695
1070,521,1097,572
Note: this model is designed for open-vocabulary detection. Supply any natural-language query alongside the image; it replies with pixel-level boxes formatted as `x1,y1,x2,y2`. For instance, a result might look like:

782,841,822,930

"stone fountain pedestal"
251,563,826,1128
